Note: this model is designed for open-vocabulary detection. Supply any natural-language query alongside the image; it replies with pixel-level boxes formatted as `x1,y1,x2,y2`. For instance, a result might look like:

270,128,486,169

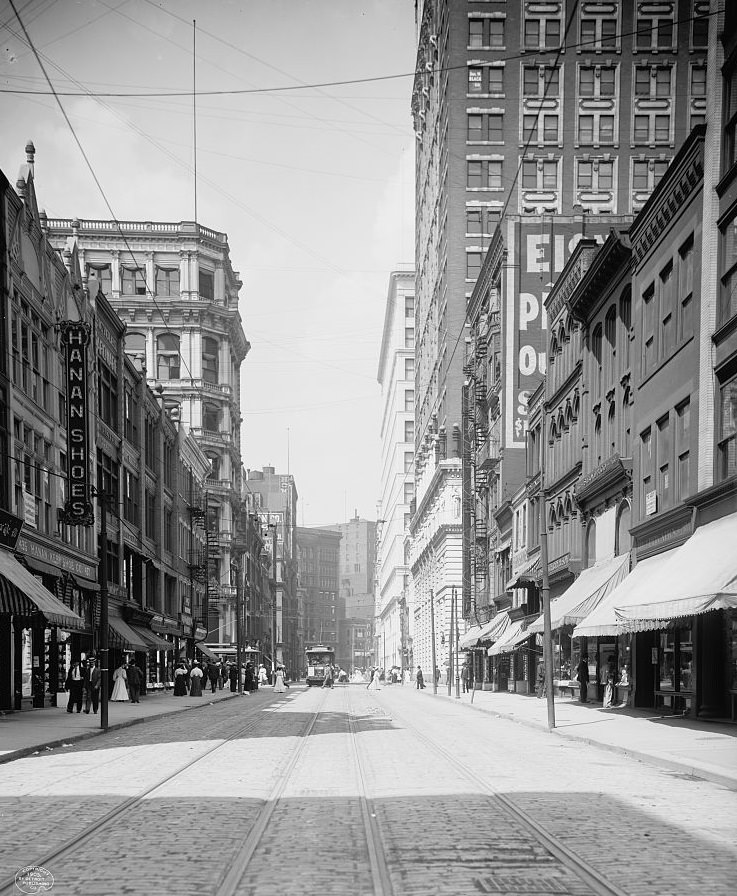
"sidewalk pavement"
427,684,737,791
0,686,250,764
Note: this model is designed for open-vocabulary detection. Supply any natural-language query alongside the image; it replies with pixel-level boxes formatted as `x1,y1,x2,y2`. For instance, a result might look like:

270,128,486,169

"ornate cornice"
574,453,632,509
568,230,631,323
630,126,705,268
545,239,599,323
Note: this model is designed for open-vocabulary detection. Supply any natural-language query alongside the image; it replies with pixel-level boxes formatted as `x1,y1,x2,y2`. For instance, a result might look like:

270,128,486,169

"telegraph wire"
0,10,716,98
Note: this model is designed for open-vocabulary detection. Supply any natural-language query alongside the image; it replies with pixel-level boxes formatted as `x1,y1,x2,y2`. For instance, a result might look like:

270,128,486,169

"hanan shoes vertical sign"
60,320,94,526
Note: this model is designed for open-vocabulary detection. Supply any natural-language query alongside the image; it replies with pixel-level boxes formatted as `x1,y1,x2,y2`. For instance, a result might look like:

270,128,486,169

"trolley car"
305,645,335,686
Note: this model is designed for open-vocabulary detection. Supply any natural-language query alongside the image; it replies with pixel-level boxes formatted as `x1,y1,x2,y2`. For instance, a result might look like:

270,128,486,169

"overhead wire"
0,9,716,98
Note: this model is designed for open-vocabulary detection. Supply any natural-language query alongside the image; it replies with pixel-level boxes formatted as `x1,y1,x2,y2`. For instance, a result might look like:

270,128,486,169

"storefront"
0,546,85,711
487,618,536,694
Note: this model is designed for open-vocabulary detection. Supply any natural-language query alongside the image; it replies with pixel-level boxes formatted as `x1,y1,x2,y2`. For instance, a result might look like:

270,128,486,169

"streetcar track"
384,694,629,896
0,691,310,895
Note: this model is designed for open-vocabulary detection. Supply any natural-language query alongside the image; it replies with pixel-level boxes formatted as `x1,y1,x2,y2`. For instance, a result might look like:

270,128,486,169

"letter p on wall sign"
59,320,94,527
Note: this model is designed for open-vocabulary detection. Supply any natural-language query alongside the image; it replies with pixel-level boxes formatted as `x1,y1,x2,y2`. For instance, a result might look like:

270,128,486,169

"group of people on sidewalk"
64,657,103,714
172,658,246,697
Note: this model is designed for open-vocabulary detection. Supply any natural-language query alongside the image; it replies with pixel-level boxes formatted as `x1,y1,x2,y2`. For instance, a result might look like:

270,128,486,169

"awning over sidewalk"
572,550,679,638
129,625,172,652
0,548,85,630
108,613,149,651
487,620,531,656
506,554,540,590
197,643,220,662
458,624,484,650
528,553,630,634
614,513,737,631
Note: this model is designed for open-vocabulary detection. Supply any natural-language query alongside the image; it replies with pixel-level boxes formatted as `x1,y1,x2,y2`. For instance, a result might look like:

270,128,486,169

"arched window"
156,333,180,379
592,323,603,394
594,412,602,466
125,331,146,358
615,502,632,555
202,336,219,384
620,287,632,369
608,402,616,454
621,388,632,451
605,305,617,385
586,518,597,567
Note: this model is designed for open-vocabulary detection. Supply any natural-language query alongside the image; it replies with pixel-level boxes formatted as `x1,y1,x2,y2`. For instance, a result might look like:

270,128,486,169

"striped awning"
108,613,149,651
129,625,172,652
0,548,85,630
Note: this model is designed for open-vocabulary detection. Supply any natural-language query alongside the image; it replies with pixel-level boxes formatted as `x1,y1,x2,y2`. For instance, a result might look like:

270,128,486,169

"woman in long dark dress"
189,662,204,697
173,662,189,696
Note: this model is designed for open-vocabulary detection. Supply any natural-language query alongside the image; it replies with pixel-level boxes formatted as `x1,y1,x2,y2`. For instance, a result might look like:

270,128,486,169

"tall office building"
45,217,250,647
295,526,341,665
376,267,416,675
411,1,706,656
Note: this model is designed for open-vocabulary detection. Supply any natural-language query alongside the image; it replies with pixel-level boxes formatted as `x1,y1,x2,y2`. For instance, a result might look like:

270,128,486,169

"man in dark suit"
84,657,102,714
126,660,142,703
65,659,85,712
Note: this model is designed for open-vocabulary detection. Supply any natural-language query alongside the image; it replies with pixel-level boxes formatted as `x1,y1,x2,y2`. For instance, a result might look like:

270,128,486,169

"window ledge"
712,313,737,345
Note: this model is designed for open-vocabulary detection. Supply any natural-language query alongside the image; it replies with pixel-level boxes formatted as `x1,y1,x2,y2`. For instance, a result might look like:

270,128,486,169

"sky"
0,0,416,527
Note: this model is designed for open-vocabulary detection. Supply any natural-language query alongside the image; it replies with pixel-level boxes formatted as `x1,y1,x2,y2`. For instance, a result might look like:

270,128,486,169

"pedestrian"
218,661,225,690
461,662,470,694
189,661,204,697
366,667,380,691
273,666,288,693
434,666,441,685
126,660,142,703
65,659,85,713
576,654,590,703
228,663,238,692
603,657,616,708
84,657,102,714
258,664,269,687
416,666,425,689
245,662,255,692
173,662,189,696
111,662,128,702
536,659,546,699
207,661,218,694
322,663,334,689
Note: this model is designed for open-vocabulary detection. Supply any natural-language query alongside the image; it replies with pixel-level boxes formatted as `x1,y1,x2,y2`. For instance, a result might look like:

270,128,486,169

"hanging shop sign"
0,508,23,549
59,321,94,526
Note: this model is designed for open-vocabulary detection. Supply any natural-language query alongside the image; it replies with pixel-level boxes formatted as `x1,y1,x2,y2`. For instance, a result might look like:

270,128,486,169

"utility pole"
234,558,243,695
98,491,109,731
271,524,278,682
447,587,453,697
540,411,555,730
454,585,460,699
429,588,437,695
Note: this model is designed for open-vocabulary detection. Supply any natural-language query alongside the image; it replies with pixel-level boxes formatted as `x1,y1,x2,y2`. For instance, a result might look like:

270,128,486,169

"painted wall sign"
59,321,94,526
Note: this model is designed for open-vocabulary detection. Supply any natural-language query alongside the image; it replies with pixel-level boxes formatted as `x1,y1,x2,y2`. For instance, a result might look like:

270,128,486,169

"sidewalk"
429,684,737,790
0,687,249,764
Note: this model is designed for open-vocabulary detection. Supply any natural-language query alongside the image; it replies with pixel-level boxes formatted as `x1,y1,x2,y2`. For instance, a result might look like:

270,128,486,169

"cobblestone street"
1,685,735,896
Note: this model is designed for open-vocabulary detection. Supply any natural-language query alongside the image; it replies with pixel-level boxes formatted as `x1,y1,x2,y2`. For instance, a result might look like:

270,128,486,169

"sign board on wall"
645,491,657,516
507,219,611,447
59,321,94,526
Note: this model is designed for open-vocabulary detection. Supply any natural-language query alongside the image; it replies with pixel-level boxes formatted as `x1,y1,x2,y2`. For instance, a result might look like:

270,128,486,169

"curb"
0,692,242,766
432,690,737,792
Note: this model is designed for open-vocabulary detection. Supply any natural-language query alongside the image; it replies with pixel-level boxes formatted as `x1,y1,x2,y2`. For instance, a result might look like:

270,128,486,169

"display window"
658,625,693,692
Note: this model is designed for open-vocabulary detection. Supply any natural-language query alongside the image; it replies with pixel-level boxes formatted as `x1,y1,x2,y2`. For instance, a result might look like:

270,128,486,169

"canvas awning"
197,643,220,662
479,611,511,643
458,624,484,650
487,620,532,656
0,548,85,630
527,553,630,634
506,555,540,590
613,513,737,632
129,625,172,652
572,550,679,638
108,613,149,651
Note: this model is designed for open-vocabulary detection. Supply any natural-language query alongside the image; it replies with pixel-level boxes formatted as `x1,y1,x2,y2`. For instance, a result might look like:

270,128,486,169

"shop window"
717,374,737,481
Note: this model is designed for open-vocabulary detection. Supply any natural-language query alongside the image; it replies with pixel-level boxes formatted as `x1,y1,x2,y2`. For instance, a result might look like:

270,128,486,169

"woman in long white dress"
273,667,287,693
111,663,128,701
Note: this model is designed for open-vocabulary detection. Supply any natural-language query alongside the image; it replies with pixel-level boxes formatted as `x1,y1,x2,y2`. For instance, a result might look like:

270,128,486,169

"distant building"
295,526,341,667
246,467,299,676
325,516,376,670
376,267,415,675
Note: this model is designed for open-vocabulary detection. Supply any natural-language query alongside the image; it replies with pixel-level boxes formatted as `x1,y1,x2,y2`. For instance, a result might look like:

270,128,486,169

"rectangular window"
488,160,502,188
675,401,690,501
657,414,671,510
654,115,670,143
543,115,559,142
634,115,649,143
724,66,737,174
467,209,482,234
524,66,540,96
469,19,483,48
404,389,414,412
88,264,112,295
467,160,482,188
542,160,557,190
660,262,674,359
405,296,414,319
198,270,214,300
719,214,737,324
468,66,483,93
678,236,694,343
403,482,415,503
641,428,653,514
404,358,414,380
404,451,413,473
489,20,504,47
643,284,656,375
98,361,118,429
525,19,540,48
468,114,483,141
404,328,414,349
578,115,594,144
522,160,537,190
578,161,593,190
489,67,503,93
601,19,617,47
655,67,672,97
580,18,596,48
598,160,614,189
404,420,415,442
717,375,737,481
467,252,482,280
155,266,180,296
122,267,146,296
